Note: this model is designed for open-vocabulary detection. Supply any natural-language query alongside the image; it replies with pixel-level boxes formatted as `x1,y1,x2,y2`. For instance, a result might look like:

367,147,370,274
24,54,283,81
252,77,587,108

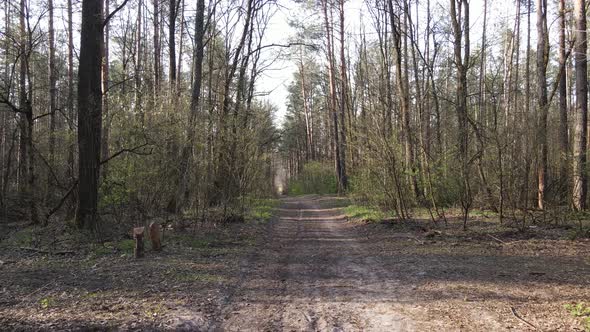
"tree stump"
133,227,145,258
149,222,162,251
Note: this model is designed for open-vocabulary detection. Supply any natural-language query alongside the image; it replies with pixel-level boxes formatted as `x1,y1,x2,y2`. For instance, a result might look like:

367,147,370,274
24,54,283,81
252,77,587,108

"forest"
0,0,589,330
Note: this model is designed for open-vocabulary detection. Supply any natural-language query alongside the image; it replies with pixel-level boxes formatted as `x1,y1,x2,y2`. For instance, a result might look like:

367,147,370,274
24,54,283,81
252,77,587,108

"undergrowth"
246,198,280,223
344,204,390,222
565,302,590,331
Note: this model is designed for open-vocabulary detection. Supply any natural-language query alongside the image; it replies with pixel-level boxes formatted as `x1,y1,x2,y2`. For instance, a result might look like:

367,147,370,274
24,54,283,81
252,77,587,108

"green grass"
565,302,590,331
344,204,389,222
90,239,136,257
2,228,34,247
246,198,280,223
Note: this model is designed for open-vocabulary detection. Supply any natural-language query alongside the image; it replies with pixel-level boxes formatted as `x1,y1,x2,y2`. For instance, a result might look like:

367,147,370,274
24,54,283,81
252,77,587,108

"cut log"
149,222,162,251
133,227,145,258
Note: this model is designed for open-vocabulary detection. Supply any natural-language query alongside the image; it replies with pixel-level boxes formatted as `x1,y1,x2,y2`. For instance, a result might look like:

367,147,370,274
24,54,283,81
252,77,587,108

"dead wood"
510,306,538,330
149,222,162,251
133,227,145,258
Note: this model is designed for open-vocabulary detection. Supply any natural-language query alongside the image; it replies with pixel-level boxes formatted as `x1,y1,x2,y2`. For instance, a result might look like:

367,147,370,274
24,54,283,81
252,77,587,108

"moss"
90,239,136,257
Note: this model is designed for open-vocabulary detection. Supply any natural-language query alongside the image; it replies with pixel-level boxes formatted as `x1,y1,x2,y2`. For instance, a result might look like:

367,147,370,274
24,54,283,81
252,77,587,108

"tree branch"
246,42,318,57
100,143,152,165
104,0,131,27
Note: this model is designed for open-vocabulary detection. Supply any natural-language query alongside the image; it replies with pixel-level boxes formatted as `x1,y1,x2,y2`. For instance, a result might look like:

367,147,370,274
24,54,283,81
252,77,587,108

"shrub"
287,162,337,195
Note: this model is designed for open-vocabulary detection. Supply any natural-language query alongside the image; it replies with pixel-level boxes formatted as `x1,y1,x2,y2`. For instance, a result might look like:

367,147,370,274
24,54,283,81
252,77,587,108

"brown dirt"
1,195,589,331
216,196,590,331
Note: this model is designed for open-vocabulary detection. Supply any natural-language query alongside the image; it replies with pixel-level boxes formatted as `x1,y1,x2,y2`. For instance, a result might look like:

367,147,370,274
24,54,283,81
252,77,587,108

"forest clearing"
2,0,590,330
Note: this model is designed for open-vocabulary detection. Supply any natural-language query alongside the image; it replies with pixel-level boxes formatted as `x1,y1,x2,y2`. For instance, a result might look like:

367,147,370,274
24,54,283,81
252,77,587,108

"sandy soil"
1,195,589,331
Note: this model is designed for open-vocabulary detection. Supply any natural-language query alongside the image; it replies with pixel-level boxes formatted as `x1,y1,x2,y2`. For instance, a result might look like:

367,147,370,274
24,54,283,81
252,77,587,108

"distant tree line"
280,0,589,227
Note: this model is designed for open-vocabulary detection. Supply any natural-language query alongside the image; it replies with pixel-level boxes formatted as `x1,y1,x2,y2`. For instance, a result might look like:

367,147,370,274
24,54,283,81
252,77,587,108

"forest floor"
1,195,590,331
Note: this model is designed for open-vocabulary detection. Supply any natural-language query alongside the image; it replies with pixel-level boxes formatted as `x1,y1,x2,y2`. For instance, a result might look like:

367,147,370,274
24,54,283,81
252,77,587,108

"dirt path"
216,195,590,331
218,196,420,331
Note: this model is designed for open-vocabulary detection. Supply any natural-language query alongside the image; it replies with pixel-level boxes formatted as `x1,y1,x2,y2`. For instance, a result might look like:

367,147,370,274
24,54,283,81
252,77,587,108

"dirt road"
217,195,417,331
215,195,590,331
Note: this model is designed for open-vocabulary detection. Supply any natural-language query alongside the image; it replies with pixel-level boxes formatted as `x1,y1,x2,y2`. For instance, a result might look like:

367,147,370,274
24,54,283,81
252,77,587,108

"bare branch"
104,0,131,27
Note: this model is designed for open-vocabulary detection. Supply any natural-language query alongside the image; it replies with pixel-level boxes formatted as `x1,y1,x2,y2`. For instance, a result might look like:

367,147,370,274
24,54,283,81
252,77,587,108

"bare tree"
558,0,568,191
572,0,587,210
175,0,205,213
449,0,471,229
536,0,549,209
102,0,111,179
47,0,57,197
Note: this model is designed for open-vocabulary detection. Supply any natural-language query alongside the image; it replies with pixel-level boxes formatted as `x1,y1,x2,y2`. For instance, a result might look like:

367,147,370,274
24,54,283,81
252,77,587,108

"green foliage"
565,303,590,331
8,228,34,246
287,162,337,195
348,171,386,205
420,161,464,208
246,198,280,223
99,178,132,209
39,296,55,309
344,205,388,222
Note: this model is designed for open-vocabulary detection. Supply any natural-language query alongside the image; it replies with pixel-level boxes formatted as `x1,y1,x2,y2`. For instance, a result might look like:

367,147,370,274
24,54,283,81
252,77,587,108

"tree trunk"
338,0,348,191
175,0,205,213
169,0,178,89
76,0,104,230
450,0,471,229
536,0,549,210
153,0,161,97
521,0,532,209
135,0,143,124
18,0,27,194
322,0,343,193
101,0,110,180
572,0,587,210
558,0,569,195
47,0,57,200
67,0,76,201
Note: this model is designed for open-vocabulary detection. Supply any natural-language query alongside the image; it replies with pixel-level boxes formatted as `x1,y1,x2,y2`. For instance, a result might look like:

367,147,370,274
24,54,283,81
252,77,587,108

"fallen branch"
510,306,537,330
487,234,506,244
19,247,76,255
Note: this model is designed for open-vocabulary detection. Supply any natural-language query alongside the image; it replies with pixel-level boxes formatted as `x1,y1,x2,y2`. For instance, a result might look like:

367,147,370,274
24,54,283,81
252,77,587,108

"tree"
321,0,346,193
558,0,568,191
536,0,549,210
572,0,587,210
102,0,110,179
47,0,57,198
175,0,205,213
76,0,104,230
450,0,471,229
